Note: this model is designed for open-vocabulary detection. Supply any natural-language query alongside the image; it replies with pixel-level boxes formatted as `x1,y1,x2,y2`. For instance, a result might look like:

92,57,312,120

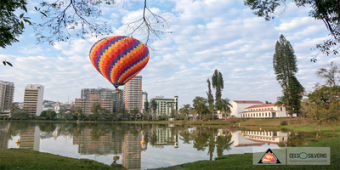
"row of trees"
179,69,233,122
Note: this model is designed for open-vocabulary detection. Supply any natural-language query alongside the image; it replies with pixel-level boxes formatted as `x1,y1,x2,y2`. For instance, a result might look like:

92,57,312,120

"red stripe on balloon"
116,45,148,82
90,36,121,72
110,38,138,83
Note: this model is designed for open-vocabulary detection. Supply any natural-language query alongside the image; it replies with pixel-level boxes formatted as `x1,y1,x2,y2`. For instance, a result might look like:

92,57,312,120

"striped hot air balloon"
89,36,149,91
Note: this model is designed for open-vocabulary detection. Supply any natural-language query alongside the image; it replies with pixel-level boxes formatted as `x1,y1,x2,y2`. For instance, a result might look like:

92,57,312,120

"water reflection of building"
242,130,289,144
73,128,122,155
20,126,40,151
122,132,141,170
153,128,178,148
0,123,10,149
231,131,289,147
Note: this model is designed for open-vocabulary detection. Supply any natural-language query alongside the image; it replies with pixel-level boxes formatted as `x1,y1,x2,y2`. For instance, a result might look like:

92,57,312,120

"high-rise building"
123,76,142,112
81,88,124,112
141,91,148,113
23,84,44,116
0,80,15,112
151,96,178,116
75,94,114,115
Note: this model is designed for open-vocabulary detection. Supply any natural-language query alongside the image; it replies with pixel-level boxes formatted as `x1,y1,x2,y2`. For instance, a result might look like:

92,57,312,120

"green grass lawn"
0,149,116,170
175,136,340,170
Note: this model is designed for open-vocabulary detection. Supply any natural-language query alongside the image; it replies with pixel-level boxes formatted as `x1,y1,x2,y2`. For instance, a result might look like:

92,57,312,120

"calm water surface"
0,122,317,169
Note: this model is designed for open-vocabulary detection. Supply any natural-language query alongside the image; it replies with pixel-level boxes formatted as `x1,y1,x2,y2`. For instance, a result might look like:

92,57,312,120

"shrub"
203,114,212,121
280,120,288,126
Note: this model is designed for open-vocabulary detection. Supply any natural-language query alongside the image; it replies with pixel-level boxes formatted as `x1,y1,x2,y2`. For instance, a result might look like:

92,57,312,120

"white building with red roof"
239,103,295,118
230,101,264,117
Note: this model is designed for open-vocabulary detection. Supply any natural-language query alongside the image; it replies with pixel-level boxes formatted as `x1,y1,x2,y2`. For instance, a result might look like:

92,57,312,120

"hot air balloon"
89,36,150,92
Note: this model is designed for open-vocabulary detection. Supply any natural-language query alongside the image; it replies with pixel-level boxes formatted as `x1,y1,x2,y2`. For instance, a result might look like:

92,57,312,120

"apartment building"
23,84,44,116
75,94,114,115
123,76,142,112
81,88,124,112
151,96,178,116
0,80,15,112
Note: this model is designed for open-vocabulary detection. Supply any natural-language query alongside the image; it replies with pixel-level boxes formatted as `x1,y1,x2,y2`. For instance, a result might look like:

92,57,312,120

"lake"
0,122,318,169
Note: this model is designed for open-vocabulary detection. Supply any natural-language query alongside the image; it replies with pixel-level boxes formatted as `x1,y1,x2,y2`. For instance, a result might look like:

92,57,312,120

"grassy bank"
175,136,340,170
0,149,116,170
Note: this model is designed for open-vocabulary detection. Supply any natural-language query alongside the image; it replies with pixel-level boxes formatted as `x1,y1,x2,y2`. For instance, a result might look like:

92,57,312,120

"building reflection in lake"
73,128,123,155
122,132,141,170
0,123,10,149
153,127,178,148
231,130,290,147
71,127,142,169
19,126,40,151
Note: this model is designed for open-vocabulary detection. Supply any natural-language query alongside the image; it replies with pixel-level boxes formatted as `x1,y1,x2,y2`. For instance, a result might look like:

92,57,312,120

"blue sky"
0,0,339,107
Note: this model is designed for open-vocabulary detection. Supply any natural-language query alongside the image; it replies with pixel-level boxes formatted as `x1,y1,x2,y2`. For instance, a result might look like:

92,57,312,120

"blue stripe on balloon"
116,49,148,82
89,37,106,58
122,64,146,83
107,38,141,83
95,36,125,73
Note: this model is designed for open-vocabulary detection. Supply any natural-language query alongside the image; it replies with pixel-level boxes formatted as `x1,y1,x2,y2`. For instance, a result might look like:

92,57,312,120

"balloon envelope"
89,36,149,88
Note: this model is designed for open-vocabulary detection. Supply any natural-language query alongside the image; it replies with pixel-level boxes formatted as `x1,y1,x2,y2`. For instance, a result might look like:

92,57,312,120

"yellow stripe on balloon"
98,37,130,80
119,53,150,83
110,42,146,83
124,70,143,83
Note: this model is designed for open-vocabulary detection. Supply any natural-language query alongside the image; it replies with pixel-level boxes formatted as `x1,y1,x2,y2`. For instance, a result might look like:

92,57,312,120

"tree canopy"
307,85,340,131
273,34,304,117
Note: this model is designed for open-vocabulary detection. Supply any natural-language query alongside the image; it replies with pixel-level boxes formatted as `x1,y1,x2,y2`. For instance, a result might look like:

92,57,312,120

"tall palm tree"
212,69,224,102
193,96,207,122
179,104,192,120
207,78,215,121
216,98,232,121
316,61,340,87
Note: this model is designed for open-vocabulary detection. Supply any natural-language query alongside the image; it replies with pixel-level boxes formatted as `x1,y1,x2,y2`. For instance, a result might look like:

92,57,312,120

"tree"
40,109,56,120
192,96,207,122
273,34,304,118
179,104,192,121
118,106,127,120
265,101,272,104
206,78,215,121
144,101,150,114
307,85,340,132
90,103,102,120
212,69,224,102
0,0,31,49
245,0,340,58
75,106,85,120
9,103,19,116
150,99,158,120
216,98,232,121
131,107,140,120
316,61,340,87
1,0,168,50
11,107,29,120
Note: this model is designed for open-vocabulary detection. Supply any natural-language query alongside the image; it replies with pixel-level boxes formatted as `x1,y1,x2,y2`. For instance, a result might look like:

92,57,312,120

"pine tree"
273,34,304,117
